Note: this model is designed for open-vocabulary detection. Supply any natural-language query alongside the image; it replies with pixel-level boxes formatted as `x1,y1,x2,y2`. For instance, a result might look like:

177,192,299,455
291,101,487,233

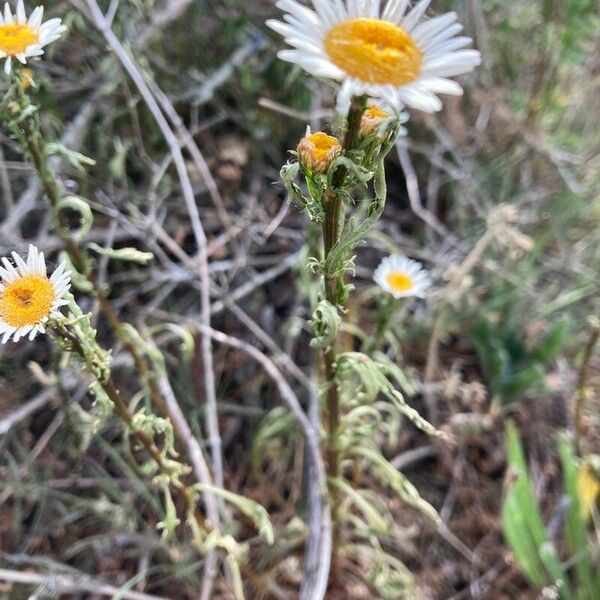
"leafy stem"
321,94,367,577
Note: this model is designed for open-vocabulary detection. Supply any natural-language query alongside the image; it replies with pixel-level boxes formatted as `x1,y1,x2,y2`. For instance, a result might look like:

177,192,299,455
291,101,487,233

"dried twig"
0,568,170,600
153,310,332,600
82,4,223,598
0,389,54,437
83,0,223,492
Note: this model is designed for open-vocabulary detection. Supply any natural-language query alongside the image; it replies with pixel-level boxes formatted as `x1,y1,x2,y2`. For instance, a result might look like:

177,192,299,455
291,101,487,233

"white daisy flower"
0,245,71,343
0,0,66,75
267,0,481,113
373,255,431,298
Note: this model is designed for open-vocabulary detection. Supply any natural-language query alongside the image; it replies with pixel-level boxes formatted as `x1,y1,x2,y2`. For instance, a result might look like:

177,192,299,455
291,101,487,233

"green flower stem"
364,294,397,355
322,95,367,303
321,95,367,576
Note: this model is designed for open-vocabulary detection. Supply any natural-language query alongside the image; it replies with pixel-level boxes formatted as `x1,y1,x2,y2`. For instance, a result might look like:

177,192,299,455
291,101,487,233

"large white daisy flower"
267,0,481,113
373,255,431,298
0,245,71,343
0,0,66,75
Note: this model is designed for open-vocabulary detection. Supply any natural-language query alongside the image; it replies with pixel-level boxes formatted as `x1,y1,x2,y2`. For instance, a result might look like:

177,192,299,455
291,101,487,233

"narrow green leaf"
192,484,274,545
558,438,594,597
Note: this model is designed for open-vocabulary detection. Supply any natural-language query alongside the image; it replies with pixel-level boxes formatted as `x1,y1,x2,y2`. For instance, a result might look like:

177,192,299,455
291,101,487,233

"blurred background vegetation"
0,0,598,598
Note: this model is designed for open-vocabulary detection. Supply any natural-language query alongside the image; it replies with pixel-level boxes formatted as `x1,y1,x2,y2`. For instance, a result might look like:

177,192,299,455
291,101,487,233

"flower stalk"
47,301,217,555
320,94,367,576
363,293,396,355
282,94,414,586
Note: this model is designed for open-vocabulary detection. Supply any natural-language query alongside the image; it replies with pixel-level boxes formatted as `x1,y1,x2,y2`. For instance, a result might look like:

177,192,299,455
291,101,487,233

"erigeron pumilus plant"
268,0,480,592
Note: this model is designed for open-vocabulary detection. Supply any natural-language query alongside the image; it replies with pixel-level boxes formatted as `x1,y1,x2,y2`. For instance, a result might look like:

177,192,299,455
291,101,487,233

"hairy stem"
321,95,367,579
10,76,213,483
49,321,211,538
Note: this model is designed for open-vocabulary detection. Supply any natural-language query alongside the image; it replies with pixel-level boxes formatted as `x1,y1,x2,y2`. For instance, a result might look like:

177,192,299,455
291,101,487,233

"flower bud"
359,106,391,137
297,131,341,174
20,68,34,91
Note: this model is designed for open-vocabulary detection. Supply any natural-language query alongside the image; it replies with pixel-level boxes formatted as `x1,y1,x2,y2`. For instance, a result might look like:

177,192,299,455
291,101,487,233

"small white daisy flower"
373,255,431,298
0,245,71,343
0,0,66,75
267,0,481,114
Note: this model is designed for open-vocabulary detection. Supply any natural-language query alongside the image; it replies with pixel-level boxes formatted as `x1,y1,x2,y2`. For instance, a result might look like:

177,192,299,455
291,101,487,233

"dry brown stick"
150,309,332,600
133,0,195,49
0,145,14,210
0,389,54,437
396,140,458,242
210,249,303,315
0,568,170,600
425,230,493,382
196,323,332,600
83,0,223,499
82,5,224,597
144,76,232,230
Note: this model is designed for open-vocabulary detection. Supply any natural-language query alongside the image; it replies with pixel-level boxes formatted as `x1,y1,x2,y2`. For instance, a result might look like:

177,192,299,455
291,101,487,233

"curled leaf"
191,483,275,545
310,299,341,350
87,243,154,265
55,195,93,242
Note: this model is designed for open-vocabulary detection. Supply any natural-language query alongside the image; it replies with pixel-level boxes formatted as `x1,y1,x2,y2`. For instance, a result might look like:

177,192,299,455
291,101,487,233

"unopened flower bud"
20,68,34,91
359,106,391,137
297,131,341,174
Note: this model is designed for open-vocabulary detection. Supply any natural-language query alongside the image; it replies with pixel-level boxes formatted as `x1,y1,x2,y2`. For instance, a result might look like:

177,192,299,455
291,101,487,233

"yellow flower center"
0,24,39,56
364,106,390,119
297,132,341,173
324,18,422,85
0,274,55,328
385,272,414,292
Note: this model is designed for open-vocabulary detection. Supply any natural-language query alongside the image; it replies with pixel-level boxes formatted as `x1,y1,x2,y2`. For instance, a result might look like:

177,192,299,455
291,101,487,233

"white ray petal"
419,77,463,95
396,85,442,112
28,6,44,29
382,0,409,23
11,251,28,275
412,12,457,45
401,0,432,32
16,0,25,24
